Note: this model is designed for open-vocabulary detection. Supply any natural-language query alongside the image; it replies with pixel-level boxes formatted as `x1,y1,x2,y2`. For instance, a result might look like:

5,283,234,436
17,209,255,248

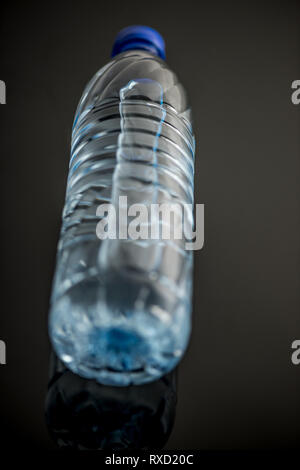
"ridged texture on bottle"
49,51,195,386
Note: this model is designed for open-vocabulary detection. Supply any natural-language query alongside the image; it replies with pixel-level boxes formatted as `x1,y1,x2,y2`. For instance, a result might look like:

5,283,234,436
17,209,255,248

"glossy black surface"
46,353,176,450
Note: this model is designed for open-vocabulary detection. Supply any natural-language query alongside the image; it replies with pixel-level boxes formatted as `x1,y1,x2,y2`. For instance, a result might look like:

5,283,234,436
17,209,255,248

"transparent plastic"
49,50,195,385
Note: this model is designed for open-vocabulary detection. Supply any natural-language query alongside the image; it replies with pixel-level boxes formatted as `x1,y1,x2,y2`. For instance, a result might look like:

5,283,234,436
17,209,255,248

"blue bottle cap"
111,25,166,60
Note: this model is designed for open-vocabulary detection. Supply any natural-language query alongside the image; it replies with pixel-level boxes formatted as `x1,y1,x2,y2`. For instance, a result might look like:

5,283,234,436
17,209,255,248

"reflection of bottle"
49,25,195,386
45,352,177,450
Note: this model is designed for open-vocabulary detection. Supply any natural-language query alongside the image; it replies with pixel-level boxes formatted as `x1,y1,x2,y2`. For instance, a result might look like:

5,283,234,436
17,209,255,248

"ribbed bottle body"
49,51,195,385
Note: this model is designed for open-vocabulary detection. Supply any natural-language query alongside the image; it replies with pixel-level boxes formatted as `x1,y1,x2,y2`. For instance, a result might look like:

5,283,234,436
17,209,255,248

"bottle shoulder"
76,51,191,120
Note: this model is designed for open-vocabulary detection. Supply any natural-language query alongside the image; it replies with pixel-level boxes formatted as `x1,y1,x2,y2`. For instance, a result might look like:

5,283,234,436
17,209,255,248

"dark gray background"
0,0,299,450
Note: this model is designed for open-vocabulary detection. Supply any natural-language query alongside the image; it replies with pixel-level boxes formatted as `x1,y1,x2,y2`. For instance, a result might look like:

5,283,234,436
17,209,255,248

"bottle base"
50,324,188,386
49,274,191,386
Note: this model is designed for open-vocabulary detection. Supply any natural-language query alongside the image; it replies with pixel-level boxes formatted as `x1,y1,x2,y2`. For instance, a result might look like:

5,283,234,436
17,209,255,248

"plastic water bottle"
49,26,195,386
